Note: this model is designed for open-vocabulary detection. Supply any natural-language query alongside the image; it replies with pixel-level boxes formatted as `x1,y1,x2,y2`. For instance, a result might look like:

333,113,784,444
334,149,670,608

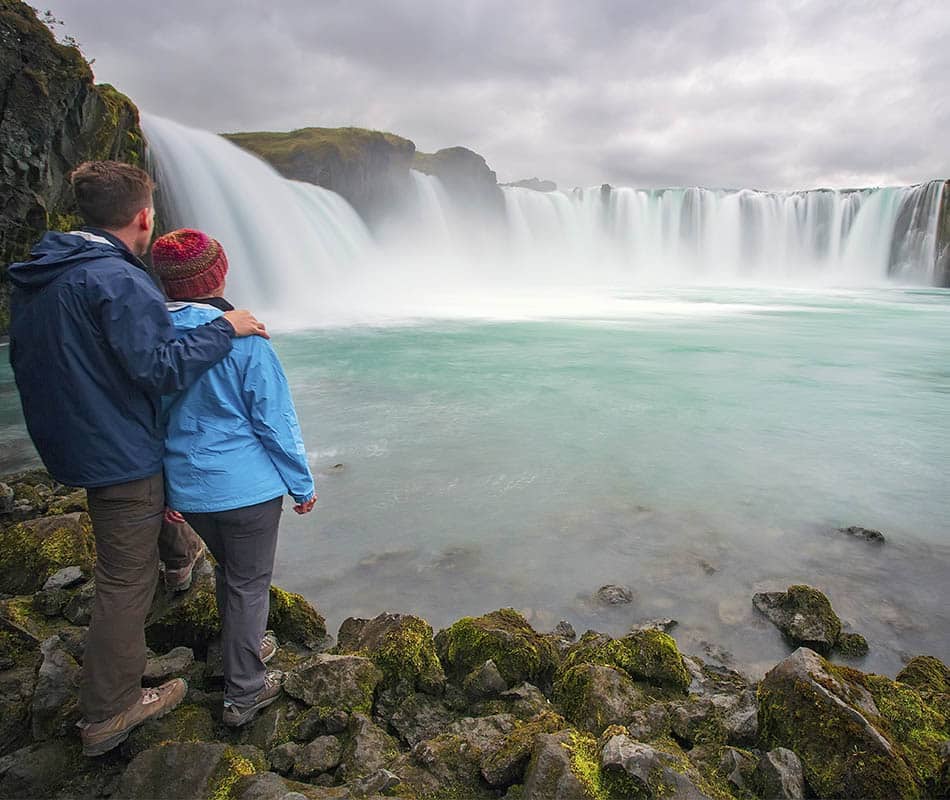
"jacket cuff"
210,315,236,338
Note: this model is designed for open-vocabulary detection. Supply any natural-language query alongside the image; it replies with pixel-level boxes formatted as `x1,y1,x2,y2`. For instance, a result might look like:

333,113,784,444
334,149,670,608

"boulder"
32,587,68,617
292,735,343,780
498,682,554,720
837,631,870,657
388,691,456,747
435,608,560,688
42,565,85,591
283,653,382,714
717,746,757,793
753,747,805,799
267,586,328,651
123,704,216,758
553,663,645,734
594,585,634,606
757,647,930,798
63,578,96,625
0,512,95,594
267,741,300,775
560,630,691,693
0,739,98,799
114,742,267,800
410,714,515,787
0,665,36,755
838,525,886,543
600,734,712,799
480,711,566,788
146,561,220,655
521,730,597,800
752,584,841,655
552,621,577,642
337,713,399,782
288,706,349,743
31,635,80,740
336,612,444,694
352,768,400,797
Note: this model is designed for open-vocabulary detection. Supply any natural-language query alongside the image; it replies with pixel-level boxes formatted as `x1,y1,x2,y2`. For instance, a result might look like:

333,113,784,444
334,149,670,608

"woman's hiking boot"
260,631,278,664
164,543,206,593
222,670,284,727
78,678,187,756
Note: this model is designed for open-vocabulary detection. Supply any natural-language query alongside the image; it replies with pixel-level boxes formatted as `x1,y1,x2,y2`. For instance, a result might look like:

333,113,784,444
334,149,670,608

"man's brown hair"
69,161,155,229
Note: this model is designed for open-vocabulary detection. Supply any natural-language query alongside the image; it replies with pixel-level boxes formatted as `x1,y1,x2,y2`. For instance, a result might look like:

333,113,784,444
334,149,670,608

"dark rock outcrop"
503,177,558,192
936,180,950,287
413,146,505,217
0,0,145,332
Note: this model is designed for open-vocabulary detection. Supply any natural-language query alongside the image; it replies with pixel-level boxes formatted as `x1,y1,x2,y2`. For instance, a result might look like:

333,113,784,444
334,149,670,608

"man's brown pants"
80,472,203,723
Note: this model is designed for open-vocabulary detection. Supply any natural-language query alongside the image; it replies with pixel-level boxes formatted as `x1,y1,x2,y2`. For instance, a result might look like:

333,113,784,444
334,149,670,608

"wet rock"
627,702,672,741
0,665,36,754
753,747,805,799
338,712,399,781
435,608,560,689
0,512,96,595
837,631,870,657
63,578,96,625
553,663,645,734
600,734,711,799
499,682,554,720
267,741,300,775
143,646,195,684
560,629,691,693
42,565,85,591
292,735,343,779
353,767,400,796
594,584,634,606
113,741,268,800
757,647,925,798
480,711,566,788
521,730,592,799
283,653,382,713
752,584,842,655
464,658,508,700
336,612,444,694
31,635,80,740
630,618,678,634
552,620,576,641
838,525,886,544
389,691,456,747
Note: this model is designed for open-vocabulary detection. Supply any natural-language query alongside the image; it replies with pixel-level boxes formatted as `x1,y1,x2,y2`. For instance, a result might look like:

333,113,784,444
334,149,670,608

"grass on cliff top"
224,127,414,167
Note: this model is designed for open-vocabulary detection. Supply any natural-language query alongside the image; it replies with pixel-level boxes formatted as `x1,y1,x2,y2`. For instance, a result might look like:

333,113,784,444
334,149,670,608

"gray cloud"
49,0,950,190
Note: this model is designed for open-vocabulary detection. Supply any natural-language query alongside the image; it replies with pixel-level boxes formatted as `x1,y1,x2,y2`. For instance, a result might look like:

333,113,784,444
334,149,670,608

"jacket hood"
7,231,135,290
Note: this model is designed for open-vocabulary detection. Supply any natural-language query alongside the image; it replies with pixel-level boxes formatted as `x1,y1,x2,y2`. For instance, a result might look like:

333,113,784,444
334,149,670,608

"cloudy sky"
51,0,949,191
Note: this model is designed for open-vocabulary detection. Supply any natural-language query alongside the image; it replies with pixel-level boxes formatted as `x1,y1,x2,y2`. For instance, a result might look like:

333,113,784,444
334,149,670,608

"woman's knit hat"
151,228,229,299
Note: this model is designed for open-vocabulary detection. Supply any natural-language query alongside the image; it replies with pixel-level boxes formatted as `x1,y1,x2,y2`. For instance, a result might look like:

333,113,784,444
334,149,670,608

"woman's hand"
293,494,318,515
165,507,186,524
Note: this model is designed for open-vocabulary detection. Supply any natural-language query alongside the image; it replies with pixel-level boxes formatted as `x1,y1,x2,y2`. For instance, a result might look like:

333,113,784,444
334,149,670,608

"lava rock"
553,663,645,734
464,659,508,700
838,525,886,544
594,584,634,606
753,747,805,799
41,565,85,591
292,735,343,779
63,579,97,626
31,636,80,741
752,585,842,655
283,653,382,713
600,734,709,799
143,646,195,684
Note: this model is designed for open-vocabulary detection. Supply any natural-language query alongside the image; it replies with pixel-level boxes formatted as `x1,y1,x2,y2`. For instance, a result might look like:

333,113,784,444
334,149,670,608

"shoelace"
263,671,282,689
142,687,163,704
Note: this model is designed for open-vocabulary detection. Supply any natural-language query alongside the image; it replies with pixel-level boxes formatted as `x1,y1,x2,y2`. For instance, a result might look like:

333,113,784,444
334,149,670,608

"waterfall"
142,113,947,327
143,114,375,325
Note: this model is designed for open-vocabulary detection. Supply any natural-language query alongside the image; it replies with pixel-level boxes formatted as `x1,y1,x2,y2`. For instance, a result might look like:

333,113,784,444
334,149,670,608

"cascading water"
143,113,947,326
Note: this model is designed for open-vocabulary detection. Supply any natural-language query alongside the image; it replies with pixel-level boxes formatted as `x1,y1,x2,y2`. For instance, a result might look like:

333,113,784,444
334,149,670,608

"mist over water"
3,115,945,677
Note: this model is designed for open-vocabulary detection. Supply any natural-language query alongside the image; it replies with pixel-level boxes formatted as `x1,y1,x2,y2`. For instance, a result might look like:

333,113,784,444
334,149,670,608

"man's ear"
136,207,152,230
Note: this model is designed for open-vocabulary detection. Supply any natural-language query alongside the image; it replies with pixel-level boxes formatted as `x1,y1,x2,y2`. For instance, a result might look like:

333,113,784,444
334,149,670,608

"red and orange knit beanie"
151,228,229,299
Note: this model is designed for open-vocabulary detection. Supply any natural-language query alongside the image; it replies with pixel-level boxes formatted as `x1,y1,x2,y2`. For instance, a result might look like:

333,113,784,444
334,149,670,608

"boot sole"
82,680,188,757
222,692,281,728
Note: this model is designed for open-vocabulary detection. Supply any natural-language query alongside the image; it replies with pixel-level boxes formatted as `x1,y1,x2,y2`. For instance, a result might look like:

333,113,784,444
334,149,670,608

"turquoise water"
2,287,948,676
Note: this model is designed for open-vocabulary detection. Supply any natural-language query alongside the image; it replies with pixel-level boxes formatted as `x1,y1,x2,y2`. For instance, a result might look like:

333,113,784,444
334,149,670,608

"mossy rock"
145,562,221,656
480,710,566,788
752,584,842,655
0,512,95,594
46,489,88,515
435,608,560,688
268,585,327,650
283,654,382,715
552,663,646,735
758,647,924,799
123,703,216,758
336,612,445,694
897,655,950,695
560,629,691,694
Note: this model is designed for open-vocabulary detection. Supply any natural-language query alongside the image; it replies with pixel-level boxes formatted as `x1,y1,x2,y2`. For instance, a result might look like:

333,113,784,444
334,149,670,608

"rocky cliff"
936,180,950,287
0,0,145,333
223,127,416,226
412,146,505,217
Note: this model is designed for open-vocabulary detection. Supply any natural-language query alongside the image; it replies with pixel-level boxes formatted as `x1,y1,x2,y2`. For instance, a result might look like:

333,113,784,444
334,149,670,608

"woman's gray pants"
184,496,282,708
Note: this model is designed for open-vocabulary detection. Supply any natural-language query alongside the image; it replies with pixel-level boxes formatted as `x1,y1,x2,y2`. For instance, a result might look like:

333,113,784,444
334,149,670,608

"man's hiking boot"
222,670,284,727
78,678,187,756
164,543,206,592
260,631,278,664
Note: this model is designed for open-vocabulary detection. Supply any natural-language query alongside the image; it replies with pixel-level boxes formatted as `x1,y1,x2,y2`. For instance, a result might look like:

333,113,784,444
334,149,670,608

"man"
7,160,266,756
152,228,316,727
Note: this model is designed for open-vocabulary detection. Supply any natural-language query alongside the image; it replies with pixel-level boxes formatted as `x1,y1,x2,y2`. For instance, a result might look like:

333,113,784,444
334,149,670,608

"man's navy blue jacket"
7,229,235,488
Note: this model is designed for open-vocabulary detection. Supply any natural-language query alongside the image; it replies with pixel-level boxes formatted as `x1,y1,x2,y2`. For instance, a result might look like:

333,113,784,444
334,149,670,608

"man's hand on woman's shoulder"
223,309,269,339
293,494,317,515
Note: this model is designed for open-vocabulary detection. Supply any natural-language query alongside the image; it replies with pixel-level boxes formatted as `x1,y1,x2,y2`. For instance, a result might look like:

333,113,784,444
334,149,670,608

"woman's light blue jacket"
162,302,315,513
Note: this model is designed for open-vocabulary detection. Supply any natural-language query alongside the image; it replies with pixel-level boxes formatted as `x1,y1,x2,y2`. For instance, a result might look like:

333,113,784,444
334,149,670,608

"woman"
152,228,317,727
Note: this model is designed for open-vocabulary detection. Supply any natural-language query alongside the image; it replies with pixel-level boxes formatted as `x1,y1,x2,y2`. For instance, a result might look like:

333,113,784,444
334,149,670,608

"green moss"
481,710,566,784
224,126,414,173
267,585,326,649
89,83,144,164
1,595,68,640
565,731,610,800
436,608,559,688
837,631,870,657
896,656,950,694
146,572,221,654
206,746,264,800
562,630,690,694
758,658,921,799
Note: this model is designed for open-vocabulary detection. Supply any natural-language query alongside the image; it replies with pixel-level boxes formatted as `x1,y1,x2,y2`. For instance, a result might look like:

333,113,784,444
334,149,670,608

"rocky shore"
0,467,947,800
